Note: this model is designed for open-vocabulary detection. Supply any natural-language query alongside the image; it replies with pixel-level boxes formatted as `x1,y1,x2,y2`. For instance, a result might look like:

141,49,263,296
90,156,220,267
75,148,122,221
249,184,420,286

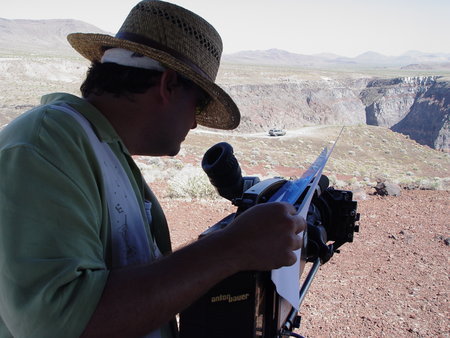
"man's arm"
82,202,305,337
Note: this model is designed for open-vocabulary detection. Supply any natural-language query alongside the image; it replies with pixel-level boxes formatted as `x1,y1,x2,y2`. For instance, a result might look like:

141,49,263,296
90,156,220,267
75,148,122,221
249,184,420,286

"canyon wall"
225,76,449,152
391,80,449,152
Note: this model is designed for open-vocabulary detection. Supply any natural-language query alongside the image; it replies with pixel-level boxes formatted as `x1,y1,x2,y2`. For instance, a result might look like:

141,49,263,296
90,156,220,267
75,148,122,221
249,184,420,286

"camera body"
179,142,360,338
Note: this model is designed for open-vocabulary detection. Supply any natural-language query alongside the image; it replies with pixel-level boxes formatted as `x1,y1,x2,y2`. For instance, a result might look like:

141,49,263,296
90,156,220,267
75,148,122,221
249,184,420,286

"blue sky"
2,0,449,57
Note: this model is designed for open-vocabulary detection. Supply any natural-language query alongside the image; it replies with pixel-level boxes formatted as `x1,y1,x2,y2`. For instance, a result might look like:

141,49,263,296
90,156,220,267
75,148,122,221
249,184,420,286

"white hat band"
101,48,166,71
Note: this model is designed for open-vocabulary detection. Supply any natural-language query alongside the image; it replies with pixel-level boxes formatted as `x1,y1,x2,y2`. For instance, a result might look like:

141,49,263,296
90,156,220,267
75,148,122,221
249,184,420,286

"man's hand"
82,202,305,337
220,202,306,272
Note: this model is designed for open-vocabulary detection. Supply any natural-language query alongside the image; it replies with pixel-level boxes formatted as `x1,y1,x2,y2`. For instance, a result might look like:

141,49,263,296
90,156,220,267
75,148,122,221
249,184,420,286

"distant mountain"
223,48,450,68
401,63,450,70
1,18,449,69
222,48,324,67
0,18,108,56
354,51,392,63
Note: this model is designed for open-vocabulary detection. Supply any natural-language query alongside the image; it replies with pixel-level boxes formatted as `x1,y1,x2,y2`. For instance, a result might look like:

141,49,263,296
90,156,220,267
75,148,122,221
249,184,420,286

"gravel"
159,189,449,337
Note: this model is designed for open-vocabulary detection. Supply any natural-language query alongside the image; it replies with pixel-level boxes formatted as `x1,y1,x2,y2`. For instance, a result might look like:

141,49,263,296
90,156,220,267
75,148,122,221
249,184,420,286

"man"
0,1,305,337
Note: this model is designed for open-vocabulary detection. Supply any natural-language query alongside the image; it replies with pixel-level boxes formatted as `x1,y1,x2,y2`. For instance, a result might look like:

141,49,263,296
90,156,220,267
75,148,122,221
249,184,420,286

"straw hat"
67,0,240,130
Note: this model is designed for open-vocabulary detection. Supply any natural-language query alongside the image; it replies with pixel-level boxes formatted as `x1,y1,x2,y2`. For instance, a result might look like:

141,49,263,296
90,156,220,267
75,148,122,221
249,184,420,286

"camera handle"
279,257,321,337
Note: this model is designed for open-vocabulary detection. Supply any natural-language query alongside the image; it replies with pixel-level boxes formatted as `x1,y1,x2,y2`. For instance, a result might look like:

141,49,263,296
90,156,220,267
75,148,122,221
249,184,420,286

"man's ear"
159,69,180,104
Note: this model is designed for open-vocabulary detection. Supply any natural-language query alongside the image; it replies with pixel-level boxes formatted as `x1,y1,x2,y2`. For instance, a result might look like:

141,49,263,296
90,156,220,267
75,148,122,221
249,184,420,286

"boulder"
374,181,402,196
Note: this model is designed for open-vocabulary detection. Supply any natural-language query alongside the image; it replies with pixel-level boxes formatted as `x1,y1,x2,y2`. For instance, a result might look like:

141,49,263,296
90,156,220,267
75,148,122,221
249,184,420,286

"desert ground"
1,54,449,337
160,189,448,337
139,128,449,338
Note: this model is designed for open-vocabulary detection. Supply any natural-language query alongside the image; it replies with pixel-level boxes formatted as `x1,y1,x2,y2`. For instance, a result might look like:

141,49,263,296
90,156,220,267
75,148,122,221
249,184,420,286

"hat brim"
67,33,240,130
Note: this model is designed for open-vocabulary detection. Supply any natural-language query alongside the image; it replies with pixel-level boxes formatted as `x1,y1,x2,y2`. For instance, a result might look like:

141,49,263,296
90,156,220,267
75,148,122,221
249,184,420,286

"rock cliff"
225,75,449,152
360,76,437,127
392,80,449,152
226,78,369,132
360,76,449,152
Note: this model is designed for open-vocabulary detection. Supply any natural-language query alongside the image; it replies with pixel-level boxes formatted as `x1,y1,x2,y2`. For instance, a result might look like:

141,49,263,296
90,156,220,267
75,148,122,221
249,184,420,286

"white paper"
270,140,339,309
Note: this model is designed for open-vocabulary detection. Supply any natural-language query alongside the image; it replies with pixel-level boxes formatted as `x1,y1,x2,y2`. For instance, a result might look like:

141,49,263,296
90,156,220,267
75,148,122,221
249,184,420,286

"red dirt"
155,188,449,337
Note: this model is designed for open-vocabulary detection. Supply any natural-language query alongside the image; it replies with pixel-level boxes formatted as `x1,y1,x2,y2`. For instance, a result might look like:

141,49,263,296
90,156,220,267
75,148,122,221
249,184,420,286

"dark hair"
80,62,163,98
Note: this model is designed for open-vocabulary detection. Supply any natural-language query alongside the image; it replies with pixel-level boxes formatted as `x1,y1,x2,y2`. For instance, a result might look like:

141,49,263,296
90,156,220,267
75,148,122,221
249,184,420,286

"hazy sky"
2,0,449,57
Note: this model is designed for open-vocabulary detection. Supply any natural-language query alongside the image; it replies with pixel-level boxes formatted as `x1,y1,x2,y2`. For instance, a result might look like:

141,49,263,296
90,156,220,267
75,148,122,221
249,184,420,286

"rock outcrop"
392,81,450,152
227,79,369,132
226,76,449,152
374,181,402,196
360,77,437,127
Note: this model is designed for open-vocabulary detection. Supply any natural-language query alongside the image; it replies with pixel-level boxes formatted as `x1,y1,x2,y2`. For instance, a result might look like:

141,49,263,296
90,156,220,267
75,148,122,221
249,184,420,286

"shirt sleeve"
0,142,109,337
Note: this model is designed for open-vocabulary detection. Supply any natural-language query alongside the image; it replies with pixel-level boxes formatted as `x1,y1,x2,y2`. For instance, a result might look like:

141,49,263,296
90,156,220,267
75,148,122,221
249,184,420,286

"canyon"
220,72,449,152
1,18,449,152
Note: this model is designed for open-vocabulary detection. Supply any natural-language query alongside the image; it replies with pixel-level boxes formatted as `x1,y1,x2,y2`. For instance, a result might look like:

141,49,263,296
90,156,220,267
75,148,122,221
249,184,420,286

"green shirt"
0,93,173,337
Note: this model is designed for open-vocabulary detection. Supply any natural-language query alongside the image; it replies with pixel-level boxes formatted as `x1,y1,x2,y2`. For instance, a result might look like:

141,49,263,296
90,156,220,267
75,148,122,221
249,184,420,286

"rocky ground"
156,188,449,337
1,46,448,337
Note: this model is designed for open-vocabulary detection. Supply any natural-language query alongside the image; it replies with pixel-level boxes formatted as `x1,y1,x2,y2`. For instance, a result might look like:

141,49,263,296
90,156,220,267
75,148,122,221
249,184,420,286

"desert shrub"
441,178,450,190
397,176,450,191
327,174,337,185
327,174,347,189
166,158,185,170
349,177,361,188
334,180,348,189
176,148,187,158
141,167,166,183
396,176,415,186
374,173,388,183
263,170,282,180
234,150,244,159
138,161,166,183
145,157,165,166
166,165,218,199
417,177,444,191
250,148,260,157
265,155,279,166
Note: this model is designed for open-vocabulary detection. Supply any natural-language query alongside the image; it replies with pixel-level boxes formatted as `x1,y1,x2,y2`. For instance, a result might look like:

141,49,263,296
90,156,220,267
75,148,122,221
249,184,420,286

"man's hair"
80,62,163,98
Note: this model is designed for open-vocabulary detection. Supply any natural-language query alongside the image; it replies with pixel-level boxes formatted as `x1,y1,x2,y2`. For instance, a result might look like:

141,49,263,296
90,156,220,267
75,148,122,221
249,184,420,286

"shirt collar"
41,93,131,155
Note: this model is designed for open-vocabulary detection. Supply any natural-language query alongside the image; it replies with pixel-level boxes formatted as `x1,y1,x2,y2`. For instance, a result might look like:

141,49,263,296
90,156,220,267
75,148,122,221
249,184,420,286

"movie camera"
179,142,360,338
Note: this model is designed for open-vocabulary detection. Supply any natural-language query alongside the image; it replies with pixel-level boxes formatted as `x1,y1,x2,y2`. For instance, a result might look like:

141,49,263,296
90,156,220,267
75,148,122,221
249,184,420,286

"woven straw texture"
67,0,240,130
